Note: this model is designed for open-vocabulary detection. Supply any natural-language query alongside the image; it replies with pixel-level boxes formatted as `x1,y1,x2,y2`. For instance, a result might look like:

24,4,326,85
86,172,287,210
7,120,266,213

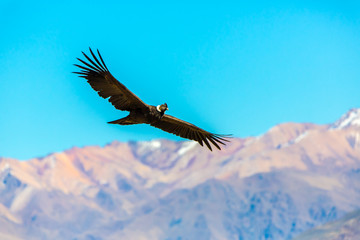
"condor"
74,48,230,151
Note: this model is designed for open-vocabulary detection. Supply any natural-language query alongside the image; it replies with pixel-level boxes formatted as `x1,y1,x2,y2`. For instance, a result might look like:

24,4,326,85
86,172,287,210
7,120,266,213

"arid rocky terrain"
1,109,360,240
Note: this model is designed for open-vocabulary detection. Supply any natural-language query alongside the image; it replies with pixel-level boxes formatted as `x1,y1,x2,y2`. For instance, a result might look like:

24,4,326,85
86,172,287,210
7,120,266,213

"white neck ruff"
156,105,161,112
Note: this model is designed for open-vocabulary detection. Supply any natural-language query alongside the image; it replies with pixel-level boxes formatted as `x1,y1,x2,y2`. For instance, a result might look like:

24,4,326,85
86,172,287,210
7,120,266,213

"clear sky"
1,1,359,160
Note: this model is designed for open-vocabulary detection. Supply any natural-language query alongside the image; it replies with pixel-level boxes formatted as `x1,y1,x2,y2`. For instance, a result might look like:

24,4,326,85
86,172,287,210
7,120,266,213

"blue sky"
1,1,359,159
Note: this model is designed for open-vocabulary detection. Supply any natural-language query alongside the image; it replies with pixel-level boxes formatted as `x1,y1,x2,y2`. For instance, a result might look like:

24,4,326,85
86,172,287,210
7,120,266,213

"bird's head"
156,103,169,113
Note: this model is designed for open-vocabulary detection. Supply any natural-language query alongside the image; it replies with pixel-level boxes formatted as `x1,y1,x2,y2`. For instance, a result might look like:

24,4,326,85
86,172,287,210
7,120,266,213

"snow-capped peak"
331,108,360,129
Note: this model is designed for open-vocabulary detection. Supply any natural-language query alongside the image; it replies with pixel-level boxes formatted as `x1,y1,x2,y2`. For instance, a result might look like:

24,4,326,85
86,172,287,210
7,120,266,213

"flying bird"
73,48,230,151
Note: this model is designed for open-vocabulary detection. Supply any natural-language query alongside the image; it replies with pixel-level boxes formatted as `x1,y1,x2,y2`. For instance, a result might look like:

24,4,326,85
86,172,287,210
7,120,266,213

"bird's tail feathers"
107,117,137,125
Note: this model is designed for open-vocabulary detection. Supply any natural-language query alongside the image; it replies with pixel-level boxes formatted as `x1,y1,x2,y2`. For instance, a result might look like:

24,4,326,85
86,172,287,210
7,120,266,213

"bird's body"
74,48,230,151
108,105,165,125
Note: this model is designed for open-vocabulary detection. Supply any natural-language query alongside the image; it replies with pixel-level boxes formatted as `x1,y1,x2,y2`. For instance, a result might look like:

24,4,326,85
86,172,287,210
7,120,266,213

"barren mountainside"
0,108,360,240
293,209,360,240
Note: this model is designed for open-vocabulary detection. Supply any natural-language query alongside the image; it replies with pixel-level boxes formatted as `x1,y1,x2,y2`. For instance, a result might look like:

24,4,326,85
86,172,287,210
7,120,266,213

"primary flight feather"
73,48,230,151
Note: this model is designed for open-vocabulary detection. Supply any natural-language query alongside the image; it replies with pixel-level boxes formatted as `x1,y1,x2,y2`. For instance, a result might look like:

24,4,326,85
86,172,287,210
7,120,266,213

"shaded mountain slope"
293,209,360,240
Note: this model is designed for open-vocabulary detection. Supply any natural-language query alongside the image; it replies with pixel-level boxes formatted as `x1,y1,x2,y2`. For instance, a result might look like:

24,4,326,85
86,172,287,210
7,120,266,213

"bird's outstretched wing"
73,48,148,111
151,114,230,151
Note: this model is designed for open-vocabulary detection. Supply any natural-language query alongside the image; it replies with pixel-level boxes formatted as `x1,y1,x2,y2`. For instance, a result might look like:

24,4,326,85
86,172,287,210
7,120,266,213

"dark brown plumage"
73,48,230,151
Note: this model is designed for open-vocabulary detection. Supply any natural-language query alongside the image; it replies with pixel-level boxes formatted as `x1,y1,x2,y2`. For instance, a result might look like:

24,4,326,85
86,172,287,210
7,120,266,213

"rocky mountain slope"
293,209,360,240
0,108,360,240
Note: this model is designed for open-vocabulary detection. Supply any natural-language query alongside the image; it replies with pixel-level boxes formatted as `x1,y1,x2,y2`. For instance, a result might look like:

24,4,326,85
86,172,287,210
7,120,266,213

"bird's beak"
167,107,169,110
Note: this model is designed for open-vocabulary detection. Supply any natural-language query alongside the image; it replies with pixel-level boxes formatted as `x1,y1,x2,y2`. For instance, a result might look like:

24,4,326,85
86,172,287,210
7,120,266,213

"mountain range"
1,108,360,240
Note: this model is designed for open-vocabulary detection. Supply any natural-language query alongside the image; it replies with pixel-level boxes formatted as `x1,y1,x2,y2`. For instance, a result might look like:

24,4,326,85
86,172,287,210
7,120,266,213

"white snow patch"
177,141,197,155
279,131,308,148
332,109,360,129
351,132,360,148
150,140,161,148
293,131,308,143
10,186,34,212
49,156,56,169
140,140,162,149
100,179,108,185
1,163,10,172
